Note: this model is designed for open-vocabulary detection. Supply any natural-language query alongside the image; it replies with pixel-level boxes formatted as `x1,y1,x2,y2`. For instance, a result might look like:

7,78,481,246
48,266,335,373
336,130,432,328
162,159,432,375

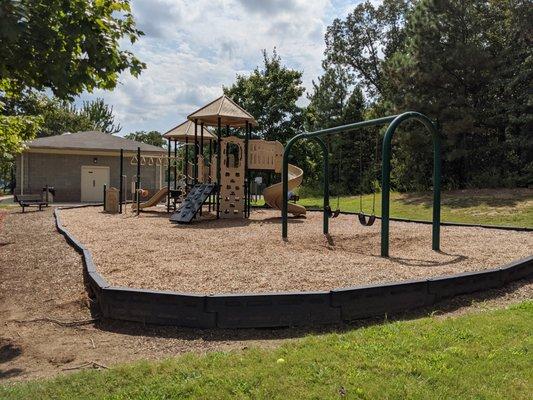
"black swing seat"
357,213,376,226
325,206,341,218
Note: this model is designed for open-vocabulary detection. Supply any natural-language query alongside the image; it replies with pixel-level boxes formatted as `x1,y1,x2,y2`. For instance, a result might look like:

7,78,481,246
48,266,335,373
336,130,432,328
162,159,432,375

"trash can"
42,186,55,203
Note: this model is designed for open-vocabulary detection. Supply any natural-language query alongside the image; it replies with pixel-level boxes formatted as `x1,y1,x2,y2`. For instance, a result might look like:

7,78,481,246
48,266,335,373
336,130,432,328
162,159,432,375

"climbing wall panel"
219,137,245,219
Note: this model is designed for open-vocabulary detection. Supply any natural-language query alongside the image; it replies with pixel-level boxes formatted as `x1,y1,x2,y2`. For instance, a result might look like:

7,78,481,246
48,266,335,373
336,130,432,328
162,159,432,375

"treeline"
225,0,532,193
1,0,531,193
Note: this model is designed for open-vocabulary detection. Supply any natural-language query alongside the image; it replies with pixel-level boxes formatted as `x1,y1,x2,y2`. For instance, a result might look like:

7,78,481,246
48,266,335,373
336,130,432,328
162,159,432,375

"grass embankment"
2,301,532,399
253,188,532,227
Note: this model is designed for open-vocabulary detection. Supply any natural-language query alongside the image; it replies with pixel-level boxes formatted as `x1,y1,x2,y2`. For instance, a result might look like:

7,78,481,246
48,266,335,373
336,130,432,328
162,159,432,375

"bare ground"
59,207,532,294
0,206,531,383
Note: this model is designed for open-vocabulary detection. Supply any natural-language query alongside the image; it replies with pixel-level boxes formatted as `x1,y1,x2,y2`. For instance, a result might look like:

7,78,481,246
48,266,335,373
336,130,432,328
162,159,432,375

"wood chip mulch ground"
60,207,533,294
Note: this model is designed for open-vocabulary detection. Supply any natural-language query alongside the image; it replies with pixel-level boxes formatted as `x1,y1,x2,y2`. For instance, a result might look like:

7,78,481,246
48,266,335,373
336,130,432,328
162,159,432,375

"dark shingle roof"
27,131,166,153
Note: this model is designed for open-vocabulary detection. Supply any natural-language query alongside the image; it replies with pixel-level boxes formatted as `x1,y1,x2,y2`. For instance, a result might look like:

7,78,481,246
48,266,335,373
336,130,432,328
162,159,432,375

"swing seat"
357,213,376,226
325,206,341,218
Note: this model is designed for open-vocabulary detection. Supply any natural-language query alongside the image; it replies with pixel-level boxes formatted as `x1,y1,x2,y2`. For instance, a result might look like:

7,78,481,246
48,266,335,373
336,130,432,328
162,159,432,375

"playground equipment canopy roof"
187,95,258,128
162,120,216,142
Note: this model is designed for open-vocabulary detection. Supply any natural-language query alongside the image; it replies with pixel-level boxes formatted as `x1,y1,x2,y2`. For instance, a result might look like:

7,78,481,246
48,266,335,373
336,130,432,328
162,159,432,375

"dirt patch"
59,207,533,294
0,207,531,384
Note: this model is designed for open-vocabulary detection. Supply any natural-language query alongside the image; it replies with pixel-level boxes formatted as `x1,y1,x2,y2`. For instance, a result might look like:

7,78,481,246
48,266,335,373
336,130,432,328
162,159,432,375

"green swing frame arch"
281,111,441,257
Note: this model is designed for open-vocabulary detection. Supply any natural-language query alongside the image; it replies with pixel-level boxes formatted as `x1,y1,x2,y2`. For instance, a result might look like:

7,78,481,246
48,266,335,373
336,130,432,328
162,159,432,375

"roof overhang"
24,147,166,157
187,95,258,128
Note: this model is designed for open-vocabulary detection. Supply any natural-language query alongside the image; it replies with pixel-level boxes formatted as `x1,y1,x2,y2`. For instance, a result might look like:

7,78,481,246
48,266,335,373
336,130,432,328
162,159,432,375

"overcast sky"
76,0,369,135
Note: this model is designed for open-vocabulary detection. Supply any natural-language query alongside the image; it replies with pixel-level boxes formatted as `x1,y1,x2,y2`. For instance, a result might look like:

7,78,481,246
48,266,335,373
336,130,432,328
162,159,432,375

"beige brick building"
15,131,166,202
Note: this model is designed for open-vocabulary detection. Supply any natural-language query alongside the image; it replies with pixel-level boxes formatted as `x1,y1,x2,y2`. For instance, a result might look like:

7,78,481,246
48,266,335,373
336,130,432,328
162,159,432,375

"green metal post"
381,112,441,257
167,138,171,212
282,135,330,238
244,121,249,218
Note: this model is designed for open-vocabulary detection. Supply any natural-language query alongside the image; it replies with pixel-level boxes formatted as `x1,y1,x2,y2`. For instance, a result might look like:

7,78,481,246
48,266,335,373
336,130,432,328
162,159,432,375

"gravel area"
59,207,533,294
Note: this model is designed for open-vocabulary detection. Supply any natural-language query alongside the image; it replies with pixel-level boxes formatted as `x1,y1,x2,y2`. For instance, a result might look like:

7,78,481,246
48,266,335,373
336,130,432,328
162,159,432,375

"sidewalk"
0,195,14,205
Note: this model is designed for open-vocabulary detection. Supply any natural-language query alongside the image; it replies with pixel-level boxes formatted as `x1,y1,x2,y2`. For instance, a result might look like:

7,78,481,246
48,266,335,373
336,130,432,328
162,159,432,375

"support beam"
244,121,250,217
119,149,123,213
167,138,171,212
136,147,141,216
194,119,199,185
184,137,188,186
216,117,222,219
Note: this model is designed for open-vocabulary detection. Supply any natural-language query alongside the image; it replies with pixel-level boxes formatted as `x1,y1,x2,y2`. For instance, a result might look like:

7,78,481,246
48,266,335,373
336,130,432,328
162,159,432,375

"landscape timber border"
54,205,532,329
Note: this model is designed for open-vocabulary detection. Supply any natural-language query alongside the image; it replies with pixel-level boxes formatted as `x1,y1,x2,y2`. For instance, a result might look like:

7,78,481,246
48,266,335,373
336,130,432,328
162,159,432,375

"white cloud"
77,0,357,135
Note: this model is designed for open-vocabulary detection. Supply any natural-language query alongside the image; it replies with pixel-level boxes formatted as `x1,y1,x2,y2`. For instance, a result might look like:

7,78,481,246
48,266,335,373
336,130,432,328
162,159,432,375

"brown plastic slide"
263,164,306,216
132,186,168,210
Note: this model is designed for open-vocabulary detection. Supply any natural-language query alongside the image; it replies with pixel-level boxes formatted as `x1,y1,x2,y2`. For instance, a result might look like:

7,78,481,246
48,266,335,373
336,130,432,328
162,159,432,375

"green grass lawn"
253,188,533,227
2,301,532,399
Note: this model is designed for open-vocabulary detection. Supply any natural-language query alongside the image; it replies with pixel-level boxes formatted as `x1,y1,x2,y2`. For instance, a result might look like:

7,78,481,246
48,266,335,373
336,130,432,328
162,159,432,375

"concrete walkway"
0,195,14,205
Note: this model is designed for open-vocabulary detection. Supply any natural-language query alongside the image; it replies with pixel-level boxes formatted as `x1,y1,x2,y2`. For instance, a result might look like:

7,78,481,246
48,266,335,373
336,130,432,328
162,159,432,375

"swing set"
282,112,441,258
328,129,379,226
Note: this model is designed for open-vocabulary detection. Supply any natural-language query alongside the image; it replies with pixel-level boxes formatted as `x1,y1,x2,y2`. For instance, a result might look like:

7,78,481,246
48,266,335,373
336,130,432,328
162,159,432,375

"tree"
386,0,532,189
485,0,533,187
0,0,144,168
305,63,353,132
306,63,367,194
2,92,120,137
224,49,305,143
322,0,531,190
224,49,317,186
80,98,121,134
0,0,145,99
125,131,165,147
0,112,41,157
325,0,412,99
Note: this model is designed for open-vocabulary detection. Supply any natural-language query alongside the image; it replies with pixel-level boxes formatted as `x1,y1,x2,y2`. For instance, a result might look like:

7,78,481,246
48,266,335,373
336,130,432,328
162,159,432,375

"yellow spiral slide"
262,164,306,216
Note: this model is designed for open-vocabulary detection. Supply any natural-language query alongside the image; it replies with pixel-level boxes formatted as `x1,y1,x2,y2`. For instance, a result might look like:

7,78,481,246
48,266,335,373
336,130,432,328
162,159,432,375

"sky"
76,0,367,136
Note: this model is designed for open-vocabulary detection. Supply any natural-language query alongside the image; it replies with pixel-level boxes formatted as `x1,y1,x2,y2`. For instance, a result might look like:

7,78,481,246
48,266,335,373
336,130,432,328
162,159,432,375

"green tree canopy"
80,98,121,134
224,49,305,143
125,130,165,148
3,93,120,137
321,0,531,190
0,0,145,99
0,0,143,160
325,0,412,99
306,63,369,194
386,0,532,188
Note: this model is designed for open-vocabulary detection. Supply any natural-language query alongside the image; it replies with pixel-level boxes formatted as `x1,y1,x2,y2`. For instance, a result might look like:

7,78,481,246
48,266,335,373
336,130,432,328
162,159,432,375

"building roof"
187,95,258,128
162,120,216,142
26,131,166,154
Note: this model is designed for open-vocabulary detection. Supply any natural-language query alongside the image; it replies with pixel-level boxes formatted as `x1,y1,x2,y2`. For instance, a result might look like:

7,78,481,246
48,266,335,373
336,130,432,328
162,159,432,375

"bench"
14,194,49,213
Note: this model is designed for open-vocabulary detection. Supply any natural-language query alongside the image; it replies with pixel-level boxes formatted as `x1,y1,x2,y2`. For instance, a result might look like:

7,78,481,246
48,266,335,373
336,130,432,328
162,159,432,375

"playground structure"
108,96,308,222
161,95,307,223
105,96,441,259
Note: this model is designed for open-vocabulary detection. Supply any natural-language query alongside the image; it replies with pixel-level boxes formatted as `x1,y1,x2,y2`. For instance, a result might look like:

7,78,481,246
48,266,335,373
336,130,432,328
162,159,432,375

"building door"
81,166,110,202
